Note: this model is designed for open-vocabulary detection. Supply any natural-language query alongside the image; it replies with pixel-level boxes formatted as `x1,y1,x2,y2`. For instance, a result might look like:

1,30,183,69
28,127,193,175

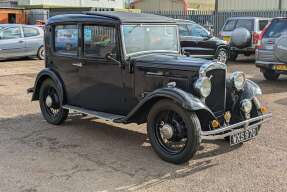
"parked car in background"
176,19,229,64
220,17,270,61
29,12,272,164
0,24,44,60
256,18,287,80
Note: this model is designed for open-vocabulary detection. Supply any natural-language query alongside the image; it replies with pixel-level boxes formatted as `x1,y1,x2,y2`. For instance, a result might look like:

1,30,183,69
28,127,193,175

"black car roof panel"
47,12,176,24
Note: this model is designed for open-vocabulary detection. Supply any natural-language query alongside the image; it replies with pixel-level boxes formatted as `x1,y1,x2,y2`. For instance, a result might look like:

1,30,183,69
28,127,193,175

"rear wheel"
229,51,238,61
39,79,68,125
147,99,201,164
263,70,280,81
37,46,45,60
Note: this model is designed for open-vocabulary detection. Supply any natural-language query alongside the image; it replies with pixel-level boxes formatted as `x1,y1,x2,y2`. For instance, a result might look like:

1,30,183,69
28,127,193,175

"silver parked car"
0,24,44,60
256,18,287,80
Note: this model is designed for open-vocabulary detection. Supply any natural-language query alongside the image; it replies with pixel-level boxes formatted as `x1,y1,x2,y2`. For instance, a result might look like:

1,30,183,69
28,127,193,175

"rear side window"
83,25,117,58
259,20,269,31
23,27,39,37
189,24,209,37
178,24,190,36
0,26,21,39
223,20,236,31
235,19,254,31
264,19,287,38
55,25,78,55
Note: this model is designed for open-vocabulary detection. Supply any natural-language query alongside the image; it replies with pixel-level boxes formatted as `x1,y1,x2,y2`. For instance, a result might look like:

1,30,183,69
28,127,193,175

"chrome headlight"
231,72,246,91
194,77,212,98
241,99,253,114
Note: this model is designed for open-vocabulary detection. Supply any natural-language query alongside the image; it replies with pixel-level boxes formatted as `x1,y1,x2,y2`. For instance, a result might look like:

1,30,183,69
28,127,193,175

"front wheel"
216,48,228,64
147,100,201,164
39,79,68,125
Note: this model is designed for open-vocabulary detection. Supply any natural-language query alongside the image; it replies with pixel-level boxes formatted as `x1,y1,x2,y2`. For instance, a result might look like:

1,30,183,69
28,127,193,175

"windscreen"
264,19,287,38
122,25,179,56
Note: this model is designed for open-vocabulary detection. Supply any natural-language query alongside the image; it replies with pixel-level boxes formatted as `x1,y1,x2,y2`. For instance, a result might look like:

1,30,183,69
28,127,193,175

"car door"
0,26,26,58
77,24,129,115
187,23,215,57
22,26,43,56
51,24,83,106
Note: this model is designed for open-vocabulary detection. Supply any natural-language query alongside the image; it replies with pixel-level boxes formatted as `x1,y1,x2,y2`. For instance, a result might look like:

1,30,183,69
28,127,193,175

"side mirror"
182,50,191,57
105,53,122,66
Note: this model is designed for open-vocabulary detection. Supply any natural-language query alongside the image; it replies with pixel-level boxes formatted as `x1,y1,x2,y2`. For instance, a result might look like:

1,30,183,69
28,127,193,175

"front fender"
31,68,65,102
242,79,262,99
119,87,215,124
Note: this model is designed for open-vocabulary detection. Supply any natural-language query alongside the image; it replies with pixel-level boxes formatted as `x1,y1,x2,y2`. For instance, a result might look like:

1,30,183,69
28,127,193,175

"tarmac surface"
0,57,286,192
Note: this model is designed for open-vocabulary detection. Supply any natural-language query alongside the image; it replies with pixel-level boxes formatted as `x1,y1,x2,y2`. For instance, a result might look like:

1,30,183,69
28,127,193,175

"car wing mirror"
105,53,121,66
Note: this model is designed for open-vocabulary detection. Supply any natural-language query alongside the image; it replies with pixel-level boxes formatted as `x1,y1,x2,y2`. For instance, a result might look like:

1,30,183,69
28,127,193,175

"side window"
236,19,254,31
259,20,269,31
84,25,117,58
55,25,78,55
0,27,21,39
190,24,209,37
223,20,236,31
178,24,190,36
23,27,40,37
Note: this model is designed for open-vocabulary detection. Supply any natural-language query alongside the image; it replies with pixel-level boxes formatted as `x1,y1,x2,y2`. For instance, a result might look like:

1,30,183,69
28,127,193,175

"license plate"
230,127,258,146
223,36,231,43
273,64,287,71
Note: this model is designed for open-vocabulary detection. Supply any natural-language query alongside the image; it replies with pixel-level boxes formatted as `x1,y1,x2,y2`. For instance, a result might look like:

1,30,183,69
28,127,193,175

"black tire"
147,99,201,164
216,48,228,64
229,51,238,61
39,79,68,125
37,46,45,60
263,70,280,81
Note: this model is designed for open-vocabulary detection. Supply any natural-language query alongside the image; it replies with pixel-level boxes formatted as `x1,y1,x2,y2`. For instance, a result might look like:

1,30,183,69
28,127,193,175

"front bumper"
201,113,272,140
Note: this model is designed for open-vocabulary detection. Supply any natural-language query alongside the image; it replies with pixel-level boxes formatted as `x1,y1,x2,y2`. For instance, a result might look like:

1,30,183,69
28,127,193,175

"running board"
63,105,125,122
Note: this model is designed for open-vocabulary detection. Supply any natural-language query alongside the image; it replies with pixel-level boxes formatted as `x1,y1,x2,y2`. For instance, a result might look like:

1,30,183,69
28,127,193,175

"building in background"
18,0,124,9
0,0,18,7
0,8,26,24
130,0,215,11
216,0,286,11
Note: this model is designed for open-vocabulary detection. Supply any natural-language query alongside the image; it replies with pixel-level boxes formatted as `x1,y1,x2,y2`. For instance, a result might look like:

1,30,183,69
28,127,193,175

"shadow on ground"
0,113,242,192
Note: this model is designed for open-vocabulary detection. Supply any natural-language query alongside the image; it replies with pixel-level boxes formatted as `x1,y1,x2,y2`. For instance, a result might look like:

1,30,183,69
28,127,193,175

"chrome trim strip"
256,61,285,65
199,61,227,77
201,113,272,140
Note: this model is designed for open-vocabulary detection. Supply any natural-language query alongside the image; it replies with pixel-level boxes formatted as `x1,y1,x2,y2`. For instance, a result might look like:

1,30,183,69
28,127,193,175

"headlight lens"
241,99,253,114
194,77,212,98
231,72,246,91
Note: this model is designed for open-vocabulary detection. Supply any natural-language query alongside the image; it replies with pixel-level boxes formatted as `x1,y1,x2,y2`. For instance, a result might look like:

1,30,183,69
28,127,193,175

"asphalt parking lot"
0,57,287,192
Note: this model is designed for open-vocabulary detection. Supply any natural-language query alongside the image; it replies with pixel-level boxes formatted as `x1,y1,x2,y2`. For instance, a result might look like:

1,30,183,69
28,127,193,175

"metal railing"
25,9,287,35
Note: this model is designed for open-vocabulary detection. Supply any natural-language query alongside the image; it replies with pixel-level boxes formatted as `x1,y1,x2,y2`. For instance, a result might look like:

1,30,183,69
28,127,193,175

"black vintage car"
29,12,272,164
176,19,229,64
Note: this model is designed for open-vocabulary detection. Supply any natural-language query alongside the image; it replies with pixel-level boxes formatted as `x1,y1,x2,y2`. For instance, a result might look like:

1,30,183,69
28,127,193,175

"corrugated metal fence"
26,9,287,36
145,10,287,35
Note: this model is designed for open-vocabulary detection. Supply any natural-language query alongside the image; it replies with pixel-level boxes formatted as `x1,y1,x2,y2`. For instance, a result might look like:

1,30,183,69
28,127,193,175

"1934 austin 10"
29,12,272,164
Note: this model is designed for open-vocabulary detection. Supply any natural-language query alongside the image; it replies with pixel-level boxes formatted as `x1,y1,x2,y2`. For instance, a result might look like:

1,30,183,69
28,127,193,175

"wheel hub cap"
160,124,174,140
45,95,53,107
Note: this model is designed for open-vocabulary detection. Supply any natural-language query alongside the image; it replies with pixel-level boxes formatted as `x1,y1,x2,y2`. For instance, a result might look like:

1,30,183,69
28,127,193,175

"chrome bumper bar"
201,113,272,140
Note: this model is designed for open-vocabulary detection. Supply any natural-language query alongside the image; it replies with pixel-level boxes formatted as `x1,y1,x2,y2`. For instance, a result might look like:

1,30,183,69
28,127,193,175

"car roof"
0,24,41,28
226,17,270,20
174,19,195,24
47,11,176,24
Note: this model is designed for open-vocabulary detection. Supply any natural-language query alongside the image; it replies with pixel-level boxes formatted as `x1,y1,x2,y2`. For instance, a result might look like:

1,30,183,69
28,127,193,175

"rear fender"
32,68,65,102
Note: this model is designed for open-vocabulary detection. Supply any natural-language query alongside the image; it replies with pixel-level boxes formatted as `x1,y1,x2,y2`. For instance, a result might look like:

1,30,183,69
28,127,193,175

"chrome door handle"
72,63,83,67
18,40,24,43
